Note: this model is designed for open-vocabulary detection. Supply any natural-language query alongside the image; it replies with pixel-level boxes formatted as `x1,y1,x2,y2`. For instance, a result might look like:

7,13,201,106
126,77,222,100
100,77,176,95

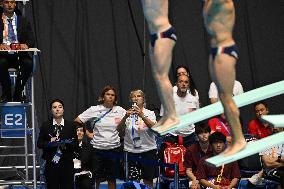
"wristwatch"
277,156,281,163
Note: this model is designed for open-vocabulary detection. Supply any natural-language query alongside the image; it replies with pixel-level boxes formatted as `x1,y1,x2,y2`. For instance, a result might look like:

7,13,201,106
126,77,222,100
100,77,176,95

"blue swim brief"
150,26,177,47
211,44,239,60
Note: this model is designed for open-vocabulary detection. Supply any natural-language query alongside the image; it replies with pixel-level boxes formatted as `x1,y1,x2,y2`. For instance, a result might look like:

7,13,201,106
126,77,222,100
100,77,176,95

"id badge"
52,148,62,164
133,137,142,148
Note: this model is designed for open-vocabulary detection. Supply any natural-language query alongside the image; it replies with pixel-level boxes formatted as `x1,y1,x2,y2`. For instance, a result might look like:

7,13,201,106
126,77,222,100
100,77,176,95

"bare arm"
227,178,239,188
200,179,221,189
210,98,218,104
140,113,156,128
261,155,284,168
133,106,156,128
186,168,197,181
186,168,200,189
116,114,129,134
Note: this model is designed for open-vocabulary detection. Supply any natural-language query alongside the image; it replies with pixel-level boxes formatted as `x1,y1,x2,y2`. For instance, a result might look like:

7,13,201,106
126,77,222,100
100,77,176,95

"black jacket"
37,120,78,162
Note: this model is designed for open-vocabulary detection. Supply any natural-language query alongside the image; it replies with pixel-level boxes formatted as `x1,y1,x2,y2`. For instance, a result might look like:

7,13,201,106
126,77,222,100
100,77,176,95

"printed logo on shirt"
115,118,121,125
216,125,222,130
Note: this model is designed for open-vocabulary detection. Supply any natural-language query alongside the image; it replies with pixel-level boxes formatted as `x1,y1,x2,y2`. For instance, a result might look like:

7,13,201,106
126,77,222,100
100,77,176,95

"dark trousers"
44,159,74,189
75,174,92,189
0,53,33,98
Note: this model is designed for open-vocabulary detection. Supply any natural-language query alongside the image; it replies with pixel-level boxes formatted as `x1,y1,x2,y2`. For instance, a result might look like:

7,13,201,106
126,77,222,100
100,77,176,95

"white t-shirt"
160,89,199,136
208,80,244,100
78,105,126,149
260,144,284,157
124,108,157,153
259,143,284,171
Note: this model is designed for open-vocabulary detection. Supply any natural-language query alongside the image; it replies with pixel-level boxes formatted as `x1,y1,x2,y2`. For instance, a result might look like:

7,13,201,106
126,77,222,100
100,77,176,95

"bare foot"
152,116,167,129
153,115,179,133
223,138,247,156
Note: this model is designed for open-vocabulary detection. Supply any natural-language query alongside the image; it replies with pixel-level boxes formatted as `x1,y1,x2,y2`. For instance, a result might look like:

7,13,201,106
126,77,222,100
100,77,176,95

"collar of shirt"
79,141,83,147
53,118,65,126
3,12,16,24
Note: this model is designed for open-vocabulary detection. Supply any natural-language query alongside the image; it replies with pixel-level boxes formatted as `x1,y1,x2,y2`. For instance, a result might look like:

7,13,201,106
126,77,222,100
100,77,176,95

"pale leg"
209,54,246,155
141,0,179,131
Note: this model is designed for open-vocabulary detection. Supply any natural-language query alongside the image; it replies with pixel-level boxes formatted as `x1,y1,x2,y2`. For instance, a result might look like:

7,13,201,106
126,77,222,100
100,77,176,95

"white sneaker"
248,174,262,185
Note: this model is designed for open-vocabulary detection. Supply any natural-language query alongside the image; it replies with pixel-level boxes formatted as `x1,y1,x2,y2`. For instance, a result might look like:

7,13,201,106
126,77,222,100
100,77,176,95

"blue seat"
238,178,279,189
238,134,263,178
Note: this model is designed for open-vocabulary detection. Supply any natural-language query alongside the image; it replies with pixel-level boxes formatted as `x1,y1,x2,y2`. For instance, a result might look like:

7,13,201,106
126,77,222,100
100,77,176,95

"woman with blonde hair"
118,89,157,189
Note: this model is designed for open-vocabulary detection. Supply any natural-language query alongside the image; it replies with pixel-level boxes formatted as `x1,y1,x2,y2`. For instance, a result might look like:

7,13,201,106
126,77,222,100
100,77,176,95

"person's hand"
212,185,221,189
221,186,232,189
20,44,29,50
131,104,143,117
50,137,59,142
0,44,11,50
126,108,134,117
191,180,200,189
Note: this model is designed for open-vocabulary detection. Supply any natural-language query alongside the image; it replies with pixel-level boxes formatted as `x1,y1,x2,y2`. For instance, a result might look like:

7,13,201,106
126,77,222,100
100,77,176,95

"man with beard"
160,74,199,147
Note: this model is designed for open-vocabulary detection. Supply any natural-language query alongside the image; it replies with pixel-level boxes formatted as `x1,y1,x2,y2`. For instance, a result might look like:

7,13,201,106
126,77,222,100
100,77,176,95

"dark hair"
195,122,211,135
175,65,190,77
98,85,118,105
49,99,64,110
175,65,198,96
209,132,226,144
254,101,268,109
76,124,86,133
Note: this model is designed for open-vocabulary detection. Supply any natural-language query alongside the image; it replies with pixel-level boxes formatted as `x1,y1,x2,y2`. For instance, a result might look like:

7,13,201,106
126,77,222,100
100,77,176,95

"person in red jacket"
247,101,272,139
208,113,232,144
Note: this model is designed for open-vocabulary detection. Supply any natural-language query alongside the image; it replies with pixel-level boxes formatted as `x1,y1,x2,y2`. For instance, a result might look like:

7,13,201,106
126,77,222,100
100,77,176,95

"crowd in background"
37,65,284,189
0,1,283,188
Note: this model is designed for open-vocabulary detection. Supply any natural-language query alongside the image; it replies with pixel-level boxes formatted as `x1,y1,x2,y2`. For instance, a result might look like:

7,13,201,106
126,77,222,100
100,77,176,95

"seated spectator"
249,128,284,189
208,80,243,104
0,0,34,103
161,73,199,147
73,125,92,189
247,101,272,139
184,122,212,189
208,113,232,144
196,132,241,188
117,89,157,189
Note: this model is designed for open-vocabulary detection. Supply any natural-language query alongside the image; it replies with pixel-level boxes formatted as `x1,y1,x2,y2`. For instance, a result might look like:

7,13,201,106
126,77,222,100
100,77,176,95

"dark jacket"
37,120,78,162
74,139,92,171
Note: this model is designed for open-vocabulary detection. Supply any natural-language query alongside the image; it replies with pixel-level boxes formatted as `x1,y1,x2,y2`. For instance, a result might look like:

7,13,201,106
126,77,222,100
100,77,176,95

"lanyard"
215,164,225,183
131,114,142,138
54,124,62,138
93,108,112,126
2,13,18,44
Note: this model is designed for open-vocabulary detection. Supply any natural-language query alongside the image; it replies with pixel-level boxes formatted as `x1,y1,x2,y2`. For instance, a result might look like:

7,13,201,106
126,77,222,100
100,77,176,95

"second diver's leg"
208,54,246,156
